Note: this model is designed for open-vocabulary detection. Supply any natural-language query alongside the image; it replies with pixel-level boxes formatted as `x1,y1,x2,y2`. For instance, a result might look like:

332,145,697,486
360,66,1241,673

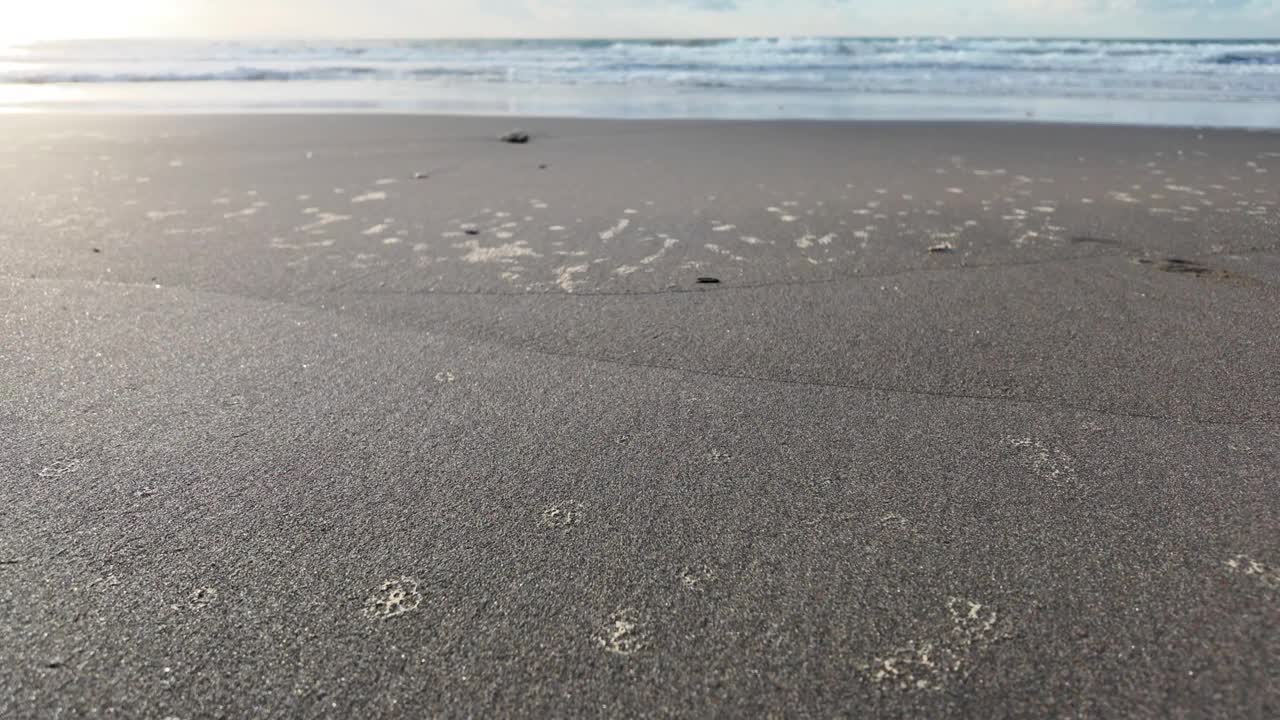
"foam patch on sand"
1225,554,1279,591
296,212,351,233
1008,436,1077,486
38,458,82,478
599,218,630,240
857,597,1008,692
555,263,590,291
458,239,540,263
596,609,649,656
541,501,584,530
363,577,422,620
640,237,679,265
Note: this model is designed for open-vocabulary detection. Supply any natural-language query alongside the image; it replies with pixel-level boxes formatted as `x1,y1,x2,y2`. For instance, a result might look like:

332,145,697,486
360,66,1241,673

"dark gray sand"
1,115,1278,718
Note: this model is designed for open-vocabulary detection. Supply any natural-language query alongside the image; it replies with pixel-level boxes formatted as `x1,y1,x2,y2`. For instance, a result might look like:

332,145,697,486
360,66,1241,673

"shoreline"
4,109,1280,133
4,81,1280,129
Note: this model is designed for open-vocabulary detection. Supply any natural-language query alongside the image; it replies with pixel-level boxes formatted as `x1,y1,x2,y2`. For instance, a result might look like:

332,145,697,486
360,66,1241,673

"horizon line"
13,33,1280,43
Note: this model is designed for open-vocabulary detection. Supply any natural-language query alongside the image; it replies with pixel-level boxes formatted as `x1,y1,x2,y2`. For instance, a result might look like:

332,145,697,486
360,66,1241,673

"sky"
2,0,1278,42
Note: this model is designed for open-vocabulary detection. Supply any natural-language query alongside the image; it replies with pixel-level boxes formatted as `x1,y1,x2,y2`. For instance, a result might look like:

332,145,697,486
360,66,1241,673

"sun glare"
0,0,186,44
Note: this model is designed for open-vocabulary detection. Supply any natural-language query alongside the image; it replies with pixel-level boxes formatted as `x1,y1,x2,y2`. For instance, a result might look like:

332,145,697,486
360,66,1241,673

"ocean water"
3,37,1280,126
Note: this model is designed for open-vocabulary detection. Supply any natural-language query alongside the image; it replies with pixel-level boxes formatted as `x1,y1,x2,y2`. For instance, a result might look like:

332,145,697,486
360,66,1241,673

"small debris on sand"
708,449,733,463
927,242,954,253
91,247,101,253
413,172,430,180
500,131,531,144
462,226,480,236
696,276,721,284
188,587,218,609
538,163,549,169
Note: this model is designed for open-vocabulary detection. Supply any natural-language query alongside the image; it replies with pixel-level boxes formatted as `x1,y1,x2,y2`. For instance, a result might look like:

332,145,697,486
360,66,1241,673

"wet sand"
1,115,1278,718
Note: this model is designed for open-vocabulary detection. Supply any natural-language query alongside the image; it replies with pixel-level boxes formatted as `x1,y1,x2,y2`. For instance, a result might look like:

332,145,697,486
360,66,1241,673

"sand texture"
1,115,1278,718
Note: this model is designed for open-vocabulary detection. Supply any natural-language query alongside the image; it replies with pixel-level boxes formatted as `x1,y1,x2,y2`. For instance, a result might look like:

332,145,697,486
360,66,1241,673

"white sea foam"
3,38,1279,124
4,38,1278,98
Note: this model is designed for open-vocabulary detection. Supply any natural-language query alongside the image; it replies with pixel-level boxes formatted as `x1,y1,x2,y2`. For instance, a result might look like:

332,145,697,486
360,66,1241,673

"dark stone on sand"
91,247,101,253
500,131,530,144
927,242,954,253
696,277,721,284
538,164,548,169
1070,235,1120,245
463,227,480,236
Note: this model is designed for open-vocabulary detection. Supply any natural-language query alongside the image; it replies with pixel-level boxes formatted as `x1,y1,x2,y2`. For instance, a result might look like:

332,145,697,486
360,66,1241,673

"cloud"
536,0,740,10
1012,0,1267,11
26,0,1280,40
1136,0,1256,8
689,0,739,10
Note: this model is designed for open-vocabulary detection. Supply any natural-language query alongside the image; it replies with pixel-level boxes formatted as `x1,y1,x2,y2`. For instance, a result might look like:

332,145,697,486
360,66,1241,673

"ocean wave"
1,65,504,84
1210,51,1280,66
0,60,1122,86
2,37,1279,103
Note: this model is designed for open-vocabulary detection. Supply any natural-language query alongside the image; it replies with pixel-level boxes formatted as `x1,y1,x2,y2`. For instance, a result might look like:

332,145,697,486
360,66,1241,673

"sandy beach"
1,114,1278,717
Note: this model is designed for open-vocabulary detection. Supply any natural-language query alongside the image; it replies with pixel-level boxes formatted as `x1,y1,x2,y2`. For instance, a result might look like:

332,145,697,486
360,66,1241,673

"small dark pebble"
500,131,530,144
696,277,721,284
463,227,480,236
538,164,548,170
91,248,101,253
46,660,64,669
